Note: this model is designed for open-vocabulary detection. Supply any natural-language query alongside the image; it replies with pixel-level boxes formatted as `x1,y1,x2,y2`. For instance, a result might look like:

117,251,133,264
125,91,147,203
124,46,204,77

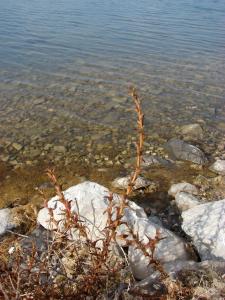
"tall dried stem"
126,86,144,198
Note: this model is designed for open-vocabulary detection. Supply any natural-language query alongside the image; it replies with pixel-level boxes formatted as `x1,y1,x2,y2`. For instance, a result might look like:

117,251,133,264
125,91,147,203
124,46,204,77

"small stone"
180,124,203,140
130,155,173,168
44,144,53,151
209,160,225,175
29,149,41,158
9,160,19,166
0,155,9,162
112,175,153,190
53,145,66,153
12,143,23,151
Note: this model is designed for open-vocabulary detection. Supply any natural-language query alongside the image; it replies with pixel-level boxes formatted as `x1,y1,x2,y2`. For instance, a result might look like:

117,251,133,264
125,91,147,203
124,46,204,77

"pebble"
209,160,225,175
12,143,23,151
53,145,66,153
180,123,203,140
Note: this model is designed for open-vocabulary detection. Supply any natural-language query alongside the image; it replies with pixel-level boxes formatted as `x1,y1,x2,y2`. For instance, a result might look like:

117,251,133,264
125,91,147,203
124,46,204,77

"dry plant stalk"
107,87,145,242
126,86,144,197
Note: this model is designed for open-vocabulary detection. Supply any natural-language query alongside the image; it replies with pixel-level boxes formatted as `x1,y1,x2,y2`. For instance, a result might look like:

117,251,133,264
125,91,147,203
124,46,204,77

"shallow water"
0,0,225,205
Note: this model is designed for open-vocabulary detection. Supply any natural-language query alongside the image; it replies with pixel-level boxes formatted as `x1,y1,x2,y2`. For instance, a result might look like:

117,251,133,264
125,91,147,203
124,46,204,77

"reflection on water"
0,0,224,171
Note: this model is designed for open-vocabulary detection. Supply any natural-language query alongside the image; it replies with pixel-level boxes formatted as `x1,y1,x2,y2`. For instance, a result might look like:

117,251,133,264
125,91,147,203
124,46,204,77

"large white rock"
37,181,147,244
168,182,198,197
0,208,17,235
182,199,225,261
209,160,225,175
128,218,191,280
175,192,201,212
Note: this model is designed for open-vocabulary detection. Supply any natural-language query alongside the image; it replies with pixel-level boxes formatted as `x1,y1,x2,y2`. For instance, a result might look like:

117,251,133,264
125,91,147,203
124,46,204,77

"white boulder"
210,160,225,175
37,181,147,244
182,199,225,261
175,192,201,212
168,182,198,197
128,218,192,280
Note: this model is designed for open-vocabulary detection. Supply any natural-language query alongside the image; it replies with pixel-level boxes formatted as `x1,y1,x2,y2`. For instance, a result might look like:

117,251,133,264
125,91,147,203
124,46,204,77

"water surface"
0,0,224,174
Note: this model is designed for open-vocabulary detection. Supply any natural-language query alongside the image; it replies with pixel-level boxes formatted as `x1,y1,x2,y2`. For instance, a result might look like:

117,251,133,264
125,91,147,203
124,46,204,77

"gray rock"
182,199,225,260
180,124,203,141
175,192,201,212
128,218,192,280
168,182,198,197
165,138,207,165
141,155,173,168
133,259,225,289
148,215,163,226
209,160,225,175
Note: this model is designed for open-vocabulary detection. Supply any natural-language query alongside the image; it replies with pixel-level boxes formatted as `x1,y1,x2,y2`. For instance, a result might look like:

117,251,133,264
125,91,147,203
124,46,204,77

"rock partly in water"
128,218,192,280
125,155,173,170
182,199,225,261
0,208,18,236
112,175,156,191
165,138,207,165
168,182,198,197
141,155,173,168
174,192,201,212
37,181,147,244
209,160,225,176
180,124,204,141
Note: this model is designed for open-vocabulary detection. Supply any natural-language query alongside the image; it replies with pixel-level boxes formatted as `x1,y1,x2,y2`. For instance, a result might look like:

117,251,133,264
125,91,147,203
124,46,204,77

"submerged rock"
168,182,198,197
112,175,157,191
182,199,225,261
126,155,173,170
209,160,225,175
174,192,201,212
180,123,203,141
165,138,207,165
12,142,23,151
141,155,173,168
